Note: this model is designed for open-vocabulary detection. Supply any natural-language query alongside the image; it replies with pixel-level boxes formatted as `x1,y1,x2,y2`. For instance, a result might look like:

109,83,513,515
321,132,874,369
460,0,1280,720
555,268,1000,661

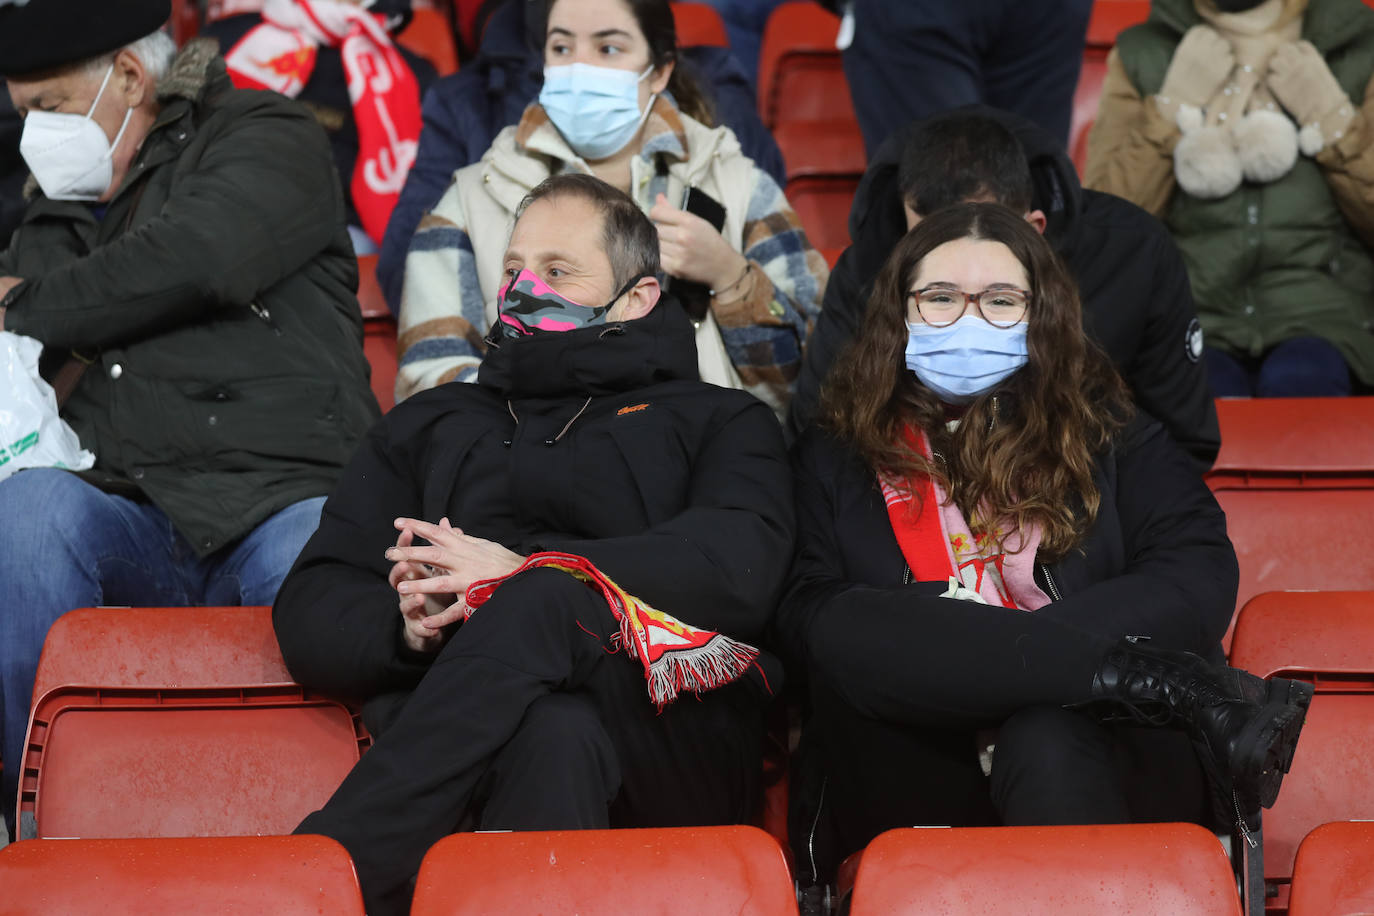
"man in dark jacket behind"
790,108,1221,470
274,173,792,916
0,0,378,840
0,82,22,248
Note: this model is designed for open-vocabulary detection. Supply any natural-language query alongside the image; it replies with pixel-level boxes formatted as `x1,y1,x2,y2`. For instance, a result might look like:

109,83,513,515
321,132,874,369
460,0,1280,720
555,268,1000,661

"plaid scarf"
463,552,759,708
224,0,421,244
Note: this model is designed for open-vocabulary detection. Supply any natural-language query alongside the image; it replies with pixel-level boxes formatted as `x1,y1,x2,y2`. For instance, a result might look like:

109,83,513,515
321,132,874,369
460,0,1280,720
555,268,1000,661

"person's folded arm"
272,415,433,700
1033,415,1237,653
540,398,794,642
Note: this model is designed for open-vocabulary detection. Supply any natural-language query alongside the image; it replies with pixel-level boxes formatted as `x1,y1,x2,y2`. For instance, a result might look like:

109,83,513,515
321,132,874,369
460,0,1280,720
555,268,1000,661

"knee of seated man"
465,566,615,636
0,469,106,552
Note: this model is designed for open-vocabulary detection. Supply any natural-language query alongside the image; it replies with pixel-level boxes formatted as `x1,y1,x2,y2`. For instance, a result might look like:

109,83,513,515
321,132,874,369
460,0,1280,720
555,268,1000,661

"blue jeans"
1205,336,1353,398
0,469,325,839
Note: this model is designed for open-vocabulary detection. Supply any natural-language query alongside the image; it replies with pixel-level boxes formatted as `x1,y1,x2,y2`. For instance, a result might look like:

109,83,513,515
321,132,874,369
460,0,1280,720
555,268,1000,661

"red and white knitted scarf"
464,552,760,708
224,0,421,244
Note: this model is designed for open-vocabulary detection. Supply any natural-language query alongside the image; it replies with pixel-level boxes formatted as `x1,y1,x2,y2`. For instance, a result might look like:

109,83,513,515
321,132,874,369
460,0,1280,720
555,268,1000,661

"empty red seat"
1228,591,1374,913
0,835,365,915
1206,397,1374,648
1288,820,1374,916
410,826,798,916
1070,0,1152,175
17,606,367,841
357,254,399,412
757,2,856,131
846,823,1241,915
397,5,459,76
671,2,729,47
786,175,858,252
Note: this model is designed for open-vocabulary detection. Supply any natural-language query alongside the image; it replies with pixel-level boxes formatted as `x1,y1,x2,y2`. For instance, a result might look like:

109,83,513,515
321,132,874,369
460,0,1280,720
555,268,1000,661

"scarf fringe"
613,613,758,708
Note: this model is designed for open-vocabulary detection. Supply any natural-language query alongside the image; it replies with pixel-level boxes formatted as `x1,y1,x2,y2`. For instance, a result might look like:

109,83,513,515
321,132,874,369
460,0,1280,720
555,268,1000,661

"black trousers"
843,0,1095,154
792,596,1211,882
298,569,767,916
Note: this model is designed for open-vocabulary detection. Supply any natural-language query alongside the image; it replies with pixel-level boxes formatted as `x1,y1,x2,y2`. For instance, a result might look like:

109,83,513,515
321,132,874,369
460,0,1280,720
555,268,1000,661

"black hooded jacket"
273,299,793,701
789,109,1220,469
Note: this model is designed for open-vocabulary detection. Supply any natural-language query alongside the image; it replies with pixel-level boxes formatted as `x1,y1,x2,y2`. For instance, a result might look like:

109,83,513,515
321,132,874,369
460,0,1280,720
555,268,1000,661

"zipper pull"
1233,789,1258,849
249,301,283,336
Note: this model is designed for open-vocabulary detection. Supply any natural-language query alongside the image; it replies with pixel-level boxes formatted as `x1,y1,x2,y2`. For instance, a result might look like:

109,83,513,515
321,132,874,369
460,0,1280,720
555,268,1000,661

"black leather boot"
1087,637,1312,814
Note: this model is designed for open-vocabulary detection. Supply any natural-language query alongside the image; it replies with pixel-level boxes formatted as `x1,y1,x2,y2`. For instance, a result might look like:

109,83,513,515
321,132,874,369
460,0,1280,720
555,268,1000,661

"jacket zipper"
805,776,828,884
249,301,283,336
1040,564,1062,602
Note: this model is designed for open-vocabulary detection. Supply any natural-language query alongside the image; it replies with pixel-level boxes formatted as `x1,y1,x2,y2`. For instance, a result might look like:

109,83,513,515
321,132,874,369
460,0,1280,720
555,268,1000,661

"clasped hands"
386,517,525,654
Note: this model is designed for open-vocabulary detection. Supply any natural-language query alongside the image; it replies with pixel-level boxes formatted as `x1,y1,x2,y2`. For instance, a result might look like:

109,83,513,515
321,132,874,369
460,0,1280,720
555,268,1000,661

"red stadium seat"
410,826,798,916
397,5,460,76
1070,0,1152,175
1206,397,1374,649
0,835,365,915
757,2,856,131
671,2,729,47
357,254,399,412
172,0,201,44
846,823,1241,915
16,606,367,841
1288,820,1374,916
1228,591,1374,913
786,174,859,252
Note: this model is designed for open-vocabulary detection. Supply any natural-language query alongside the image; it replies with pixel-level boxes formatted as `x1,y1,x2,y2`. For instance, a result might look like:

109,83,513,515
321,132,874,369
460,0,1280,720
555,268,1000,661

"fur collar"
157,38,221,103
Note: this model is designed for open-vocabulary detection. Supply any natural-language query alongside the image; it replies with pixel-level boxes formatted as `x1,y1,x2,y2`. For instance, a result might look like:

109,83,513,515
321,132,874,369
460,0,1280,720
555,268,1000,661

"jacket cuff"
711,261,785,329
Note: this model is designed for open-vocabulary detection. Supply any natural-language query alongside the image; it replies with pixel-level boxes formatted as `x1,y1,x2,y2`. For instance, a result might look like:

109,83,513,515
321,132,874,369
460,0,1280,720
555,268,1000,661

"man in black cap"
0,0,379,841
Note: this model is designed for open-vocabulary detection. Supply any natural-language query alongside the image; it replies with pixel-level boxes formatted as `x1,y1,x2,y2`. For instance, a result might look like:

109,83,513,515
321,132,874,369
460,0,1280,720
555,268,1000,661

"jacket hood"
845,105,1086,282
477,293,701,398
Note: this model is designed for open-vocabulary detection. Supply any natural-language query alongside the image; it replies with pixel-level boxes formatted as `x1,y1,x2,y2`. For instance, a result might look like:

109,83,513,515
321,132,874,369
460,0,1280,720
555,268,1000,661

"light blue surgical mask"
905,315,1029,404
539,62,656,161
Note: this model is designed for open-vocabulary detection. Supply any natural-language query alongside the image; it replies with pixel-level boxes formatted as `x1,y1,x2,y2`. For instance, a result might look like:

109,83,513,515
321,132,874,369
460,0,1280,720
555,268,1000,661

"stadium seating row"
5,819,1374,914
11,588,1374,912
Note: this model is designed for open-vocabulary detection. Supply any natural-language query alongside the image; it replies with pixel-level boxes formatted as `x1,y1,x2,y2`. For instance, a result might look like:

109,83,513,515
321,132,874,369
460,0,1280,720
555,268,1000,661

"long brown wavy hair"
820,203,1133,560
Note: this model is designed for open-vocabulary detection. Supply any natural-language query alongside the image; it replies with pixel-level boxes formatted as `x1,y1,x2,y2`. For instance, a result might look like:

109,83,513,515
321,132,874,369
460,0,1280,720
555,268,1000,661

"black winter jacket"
0,40,379,555
273,299,794,701
789,108,1221,469
774,412,1238,679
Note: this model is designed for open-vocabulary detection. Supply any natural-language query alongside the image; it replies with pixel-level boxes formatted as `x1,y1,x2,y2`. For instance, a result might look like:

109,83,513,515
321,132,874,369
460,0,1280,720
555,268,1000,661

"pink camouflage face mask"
497,269,641,338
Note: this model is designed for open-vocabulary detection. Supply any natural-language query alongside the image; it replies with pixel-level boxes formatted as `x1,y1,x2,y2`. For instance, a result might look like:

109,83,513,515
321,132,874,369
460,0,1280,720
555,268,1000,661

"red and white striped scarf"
464,552,760,708
224,0,421,244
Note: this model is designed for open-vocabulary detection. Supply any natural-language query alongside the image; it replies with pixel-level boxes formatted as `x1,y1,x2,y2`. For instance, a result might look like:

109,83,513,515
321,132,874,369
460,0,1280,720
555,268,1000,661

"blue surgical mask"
539,63,656,161
905,315,1029,404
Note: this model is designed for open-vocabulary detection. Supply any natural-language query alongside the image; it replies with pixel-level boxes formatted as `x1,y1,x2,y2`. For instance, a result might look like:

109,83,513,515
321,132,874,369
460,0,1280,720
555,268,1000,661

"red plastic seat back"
1289,820,1374,916
757,2,855,130
0,835,365,915
397,5,459,76
356,254,398,411
20,606,367,840
410,826,798,916
1069,1,1151,175
1228,594,1374,911
671,2,728,46
32,606,291,700
847,823,1242,915
786,175,859,252
1209,397,1374,486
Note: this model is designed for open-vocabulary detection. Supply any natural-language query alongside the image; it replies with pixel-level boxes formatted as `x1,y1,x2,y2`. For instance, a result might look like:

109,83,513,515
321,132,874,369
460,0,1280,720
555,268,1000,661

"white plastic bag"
0,331,95,481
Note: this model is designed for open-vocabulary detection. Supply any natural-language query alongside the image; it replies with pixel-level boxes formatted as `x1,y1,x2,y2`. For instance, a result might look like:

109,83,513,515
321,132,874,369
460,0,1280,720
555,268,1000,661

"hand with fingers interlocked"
386,516,526,653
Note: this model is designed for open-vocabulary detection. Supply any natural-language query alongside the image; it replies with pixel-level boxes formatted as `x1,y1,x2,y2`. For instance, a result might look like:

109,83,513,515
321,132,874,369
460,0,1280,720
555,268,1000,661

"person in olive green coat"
1085,0,1374,396
0,0,378,842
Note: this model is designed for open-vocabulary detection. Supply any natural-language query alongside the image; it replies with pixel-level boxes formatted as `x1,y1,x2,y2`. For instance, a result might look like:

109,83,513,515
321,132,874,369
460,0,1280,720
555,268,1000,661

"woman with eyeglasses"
775,201,1310,888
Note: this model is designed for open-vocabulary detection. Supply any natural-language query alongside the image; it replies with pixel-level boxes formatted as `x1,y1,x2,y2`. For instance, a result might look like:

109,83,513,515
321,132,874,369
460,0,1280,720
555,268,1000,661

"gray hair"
81,28,177,83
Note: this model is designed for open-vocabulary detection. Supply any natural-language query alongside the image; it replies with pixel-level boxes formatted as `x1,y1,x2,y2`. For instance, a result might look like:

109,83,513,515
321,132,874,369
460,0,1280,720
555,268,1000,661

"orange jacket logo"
617,403,650,416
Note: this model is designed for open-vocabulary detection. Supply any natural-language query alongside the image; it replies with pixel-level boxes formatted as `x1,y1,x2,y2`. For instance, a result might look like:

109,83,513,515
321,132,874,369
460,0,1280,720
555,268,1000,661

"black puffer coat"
0,40,379,555
273,299,793,701
789,107,1221,469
